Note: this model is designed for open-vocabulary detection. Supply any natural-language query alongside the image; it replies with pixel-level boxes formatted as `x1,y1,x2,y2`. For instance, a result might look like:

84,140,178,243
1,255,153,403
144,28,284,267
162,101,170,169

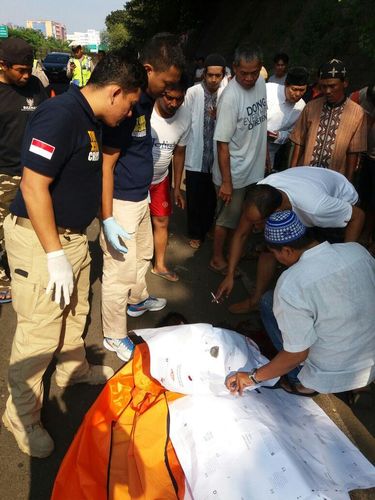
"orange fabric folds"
52,343,185,500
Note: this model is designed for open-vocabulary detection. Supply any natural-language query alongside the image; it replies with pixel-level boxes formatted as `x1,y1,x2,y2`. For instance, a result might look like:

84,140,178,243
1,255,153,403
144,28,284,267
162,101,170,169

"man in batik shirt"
290,59,366,181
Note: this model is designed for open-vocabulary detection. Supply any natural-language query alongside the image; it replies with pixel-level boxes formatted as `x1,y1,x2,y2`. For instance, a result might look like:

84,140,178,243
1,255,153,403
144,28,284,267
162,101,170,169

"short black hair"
267,228,316,250
247,185,283,218
89,52,147,92
273,52,289,64
72,45,82,53
167,71,189,92
285,66,309,86
140,33,185,72
234,44,263,66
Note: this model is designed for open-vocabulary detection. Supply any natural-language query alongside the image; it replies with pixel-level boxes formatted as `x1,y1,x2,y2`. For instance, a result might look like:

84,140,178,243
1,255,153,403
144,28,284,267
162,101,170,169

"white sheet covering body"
135,324,375,499
136,323,279,394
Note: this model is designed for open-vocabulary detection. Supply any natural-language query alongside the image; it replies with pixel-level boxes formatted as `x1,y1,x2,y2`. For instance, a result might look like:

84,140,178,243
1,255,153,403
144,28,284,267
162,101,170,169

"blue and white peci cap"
265,210,306,244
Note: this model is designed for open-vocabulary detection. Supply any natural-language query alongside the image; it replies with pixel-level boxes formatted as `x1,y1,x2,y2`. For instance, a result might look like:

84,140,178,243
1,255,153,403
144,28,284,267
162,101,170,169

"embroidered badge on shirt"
87,130,99,161
132,115,147,137
29,138,55,160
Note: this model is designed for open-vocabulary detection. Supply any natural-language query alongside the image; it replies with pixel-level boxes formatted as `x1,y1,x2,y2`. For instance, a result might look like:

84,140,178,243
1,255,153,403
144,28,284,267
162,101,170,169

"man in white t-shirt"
226,210,375,396
266,67,308,169
215,167,365,312
150,76,191,282
210,45,267,274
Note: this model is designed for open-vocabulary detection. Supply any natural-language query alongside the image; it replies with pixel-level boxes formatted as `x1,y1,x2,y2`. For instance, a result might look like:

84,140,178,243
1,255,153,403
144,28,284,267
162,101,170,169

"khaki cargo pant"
4,215,91,426
100,198,153,339
0,174,21,285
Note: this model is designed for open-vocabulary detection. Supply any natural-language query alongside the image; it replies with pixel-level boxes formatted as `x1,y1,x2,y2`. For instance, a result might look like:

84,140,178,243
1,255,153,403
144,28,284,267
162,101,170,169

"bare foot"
209,259,228,272
151,268,179,282
228,297,259,314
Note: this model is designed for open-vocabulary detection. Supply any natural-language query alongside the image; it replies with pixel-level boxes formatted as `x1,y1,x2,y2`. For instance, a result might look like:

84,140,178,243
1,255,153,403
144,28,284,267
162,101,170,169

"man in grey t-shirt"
209,44,267,275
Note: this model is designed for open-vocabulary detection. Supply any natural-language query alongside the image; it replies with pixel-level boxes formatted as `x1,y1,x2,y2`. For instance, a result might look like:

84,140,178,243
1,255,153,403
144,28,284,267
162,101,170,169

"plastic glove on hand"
46,250,74,306
103,217,132,254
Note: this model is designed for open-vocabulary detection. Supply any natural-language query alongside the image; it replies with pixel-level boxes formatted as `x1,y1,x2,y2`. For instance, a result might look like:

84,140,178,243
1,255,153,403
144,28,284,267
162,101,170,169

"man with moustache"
290,59,367,181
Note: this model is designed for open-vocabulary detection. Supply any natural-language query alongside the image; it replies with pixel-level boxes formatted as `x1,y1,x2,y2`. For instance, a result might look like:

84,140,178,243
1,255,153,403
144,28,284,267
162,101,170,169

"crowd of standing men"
0,33,374,458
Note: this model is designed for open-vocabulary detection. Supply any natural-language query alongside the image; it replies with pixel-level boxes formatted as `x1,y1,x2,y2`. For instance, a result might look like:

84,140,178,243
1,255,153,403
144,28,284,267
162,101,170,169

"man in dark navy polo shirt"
100,34,185,362
2,53,147,458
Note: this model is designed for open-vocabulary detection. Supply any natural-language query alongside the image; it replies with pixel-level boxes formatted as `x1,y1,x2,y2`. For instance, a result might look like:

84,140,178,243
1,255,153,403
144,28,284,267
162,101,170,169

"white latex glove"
46,249,74,306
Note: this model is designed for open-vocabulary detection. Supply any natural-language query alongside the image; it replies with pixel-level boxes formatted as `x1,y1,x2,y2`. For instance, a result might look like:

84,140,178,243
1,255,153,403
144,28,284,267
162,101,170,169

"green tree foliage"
105,23,130,51
7,27,71,59
105,0,217,49
105,0,374,70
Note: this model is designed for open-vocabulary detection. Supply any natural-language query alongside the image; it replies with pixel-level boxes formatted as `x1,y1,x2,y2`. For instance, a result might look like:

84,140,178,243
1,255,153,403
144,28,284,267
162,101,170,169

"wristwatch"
248,368,261,385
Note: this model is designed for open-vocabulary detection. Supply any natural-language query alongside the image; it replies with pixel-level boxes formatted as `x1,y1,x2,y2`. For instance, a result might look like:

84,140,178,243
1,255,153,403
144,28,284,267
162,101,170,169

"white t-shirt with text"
151,106,191,184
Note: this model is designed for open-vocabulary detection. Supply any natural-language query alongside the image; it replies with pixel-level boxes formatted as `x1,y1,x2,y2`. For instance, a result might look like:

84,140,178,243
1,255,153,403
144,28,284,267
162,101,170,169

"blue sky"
1,0,127,33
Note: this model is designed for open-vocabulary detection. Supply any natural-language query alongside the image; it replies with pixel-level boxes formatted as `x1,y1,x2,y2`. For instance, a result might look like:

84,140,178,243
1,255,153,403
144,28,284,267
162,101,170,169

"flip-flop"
208,264,241,278
280,379,318,398
151,269,179,282
0,287,12,304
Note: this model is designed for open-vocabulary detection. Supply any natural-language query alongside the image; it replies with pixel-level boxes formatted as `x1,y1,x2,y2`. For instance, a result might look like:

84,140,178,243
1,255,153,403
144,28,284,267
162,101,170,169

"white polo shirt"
274,242,375,393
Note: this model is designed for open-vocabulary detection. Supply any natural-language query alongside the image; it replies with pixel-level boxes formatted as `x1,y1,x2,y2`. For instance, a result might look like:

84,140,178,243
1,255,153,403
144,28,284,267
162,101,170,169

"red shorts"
149,176,172,216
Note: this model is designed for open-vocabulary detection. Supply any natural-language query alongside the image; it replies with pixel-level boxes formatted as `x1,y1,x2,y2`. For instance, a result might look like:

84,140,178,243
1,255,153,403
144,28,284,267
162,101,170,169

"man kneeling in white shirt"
215,167,365,313
226,210,375,396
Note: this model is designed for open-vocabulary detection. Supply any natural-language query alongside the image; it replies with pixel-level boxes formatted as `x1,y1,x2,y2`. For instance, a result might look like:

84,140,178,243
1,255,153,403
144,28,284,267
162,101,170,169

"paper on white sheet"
135,323,279,395
168,389,375,500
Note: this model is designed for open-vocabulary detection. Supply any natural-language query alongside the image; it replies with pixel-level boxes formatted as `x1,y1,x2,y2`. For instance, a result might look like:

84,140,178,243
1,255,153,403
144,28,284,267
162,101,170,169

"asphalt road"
0,208,374,499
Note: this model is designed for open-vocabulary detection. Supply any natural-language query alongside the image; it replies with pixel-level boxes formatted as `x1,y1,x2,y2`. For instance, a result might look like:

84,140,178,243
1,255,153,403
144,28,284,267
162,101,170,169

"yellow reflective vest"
69,55,92,87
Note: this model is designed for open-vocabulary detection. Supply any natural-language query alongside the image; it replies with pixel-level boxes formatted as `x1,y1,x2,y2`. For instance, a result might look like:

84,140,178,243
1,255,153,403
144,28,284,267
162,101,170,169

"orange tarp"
52,343,185,500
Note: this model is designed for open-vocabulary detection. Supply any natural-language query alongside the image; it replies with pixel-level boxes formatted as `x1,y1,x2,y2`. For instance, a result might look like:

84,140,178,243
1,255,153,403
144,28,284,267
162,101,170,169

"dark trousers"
186,170,217,240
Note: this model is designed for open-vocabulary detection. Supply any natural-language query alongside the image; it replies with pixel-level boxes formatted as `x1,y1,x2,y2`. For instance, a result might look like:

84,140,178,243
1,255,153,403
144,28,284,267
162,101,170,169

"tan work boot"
55,364,114,388
2,411,54,458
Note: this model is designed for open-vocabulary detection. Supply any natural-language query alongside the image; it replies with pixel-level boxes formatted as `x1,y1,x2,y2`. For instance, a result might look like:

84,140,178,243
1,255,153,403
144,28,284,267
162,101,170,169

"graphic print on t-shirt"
244,97,267,130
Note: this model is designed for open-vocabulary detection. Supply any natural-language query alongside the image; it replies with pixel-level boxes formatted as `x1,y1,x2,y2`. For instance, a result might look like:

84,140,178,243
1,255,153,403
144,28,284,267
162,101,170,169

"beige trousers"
100,198,153,339
4,215,91,426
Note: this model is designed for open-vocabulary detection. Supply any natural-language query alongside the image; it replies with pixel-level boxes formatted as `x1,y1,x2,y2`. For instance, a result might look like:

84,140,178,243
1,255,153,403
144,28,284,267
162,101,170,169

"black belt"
12,215,86,235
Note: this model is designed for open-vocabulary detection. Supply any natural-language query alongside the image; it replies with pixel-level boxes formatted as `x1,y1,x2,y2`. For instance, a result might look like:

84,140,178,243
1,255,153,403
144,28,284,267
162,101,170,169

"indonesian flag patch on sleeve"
29,138,55,160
